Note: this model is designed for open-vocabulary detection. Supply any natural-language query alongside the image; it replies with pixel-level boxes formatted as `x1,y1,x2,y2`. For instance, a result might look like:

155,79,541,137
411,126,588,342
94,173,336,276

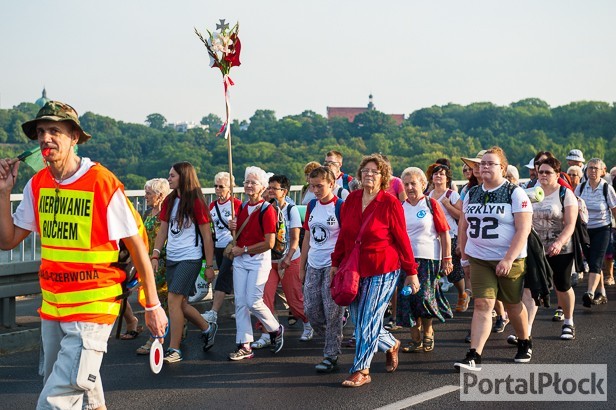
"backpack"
341,173,352,191
239,199,291,260
307,197,343,228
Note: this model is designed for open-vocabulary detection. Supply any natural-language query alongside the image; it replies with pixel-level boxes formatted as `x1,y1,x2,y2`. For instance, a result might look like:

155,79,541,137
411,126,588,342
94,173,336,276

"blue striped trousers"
349,269,400,373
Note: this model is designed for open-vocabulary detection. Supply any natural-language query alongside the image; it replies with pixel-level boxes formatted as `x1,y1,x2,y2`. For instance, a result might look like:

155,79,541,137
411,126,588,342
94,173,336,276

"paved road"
1,283,615,409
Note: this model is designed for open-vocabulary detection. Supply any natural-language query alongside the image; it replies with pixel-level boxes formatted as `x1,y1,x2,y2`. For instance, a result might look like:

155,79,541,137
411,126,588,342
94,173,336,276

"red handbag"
330,207,376,306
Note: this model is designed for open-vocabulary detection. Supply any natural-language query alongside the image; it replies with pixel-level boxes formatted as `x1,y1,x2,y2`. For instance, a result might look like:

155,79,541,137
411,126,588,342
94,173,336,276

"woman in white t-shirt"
398,167,452,354
532,157,578,340
152,162,217,363
300,166,345,373
427,163,468,313
455,147,533,371
575,158,616,307
201,172,242,325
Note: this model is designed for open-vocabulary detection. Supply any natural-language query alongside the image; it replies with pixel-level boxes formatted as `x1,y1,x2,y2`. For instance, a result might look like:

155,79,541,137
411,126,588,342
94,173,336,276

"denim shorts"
38,319,113,410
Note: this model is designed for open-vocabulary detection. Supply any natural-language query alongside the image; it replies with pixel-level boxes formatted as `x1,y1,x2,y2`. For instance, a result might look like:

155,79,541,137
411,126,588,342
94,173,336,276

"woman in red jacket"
331,153,419,388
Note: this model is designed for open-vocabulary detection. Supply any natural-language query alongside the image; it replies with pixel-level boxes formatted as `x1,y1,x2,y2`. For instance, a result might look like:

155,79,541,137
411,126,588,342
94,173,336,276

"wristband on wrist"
150,255,159,260
460,259,470,267
145,302,161,311
153,248,161,255
204,265,214,269
443,256,452,260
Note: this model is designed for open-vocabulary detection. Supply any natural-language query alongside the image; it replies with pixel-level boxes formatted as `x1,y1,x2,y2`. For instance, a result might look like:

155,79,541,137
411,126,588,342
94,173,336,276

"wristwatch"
244,246,249,254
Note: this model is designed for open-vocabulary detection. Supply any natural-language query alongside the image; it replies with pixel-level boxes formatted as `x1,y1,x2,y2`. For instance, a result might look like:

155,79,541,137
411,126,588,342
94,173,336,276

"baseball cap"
565,149,585,163
524,158,534,169
460,150,487,169
21,100,91,144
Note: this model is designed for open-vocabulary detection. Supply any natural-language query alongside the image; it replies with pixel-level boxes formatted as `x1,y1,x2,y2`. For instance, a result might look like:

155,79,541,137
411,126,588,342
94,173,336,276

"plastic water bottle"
401,285,412,296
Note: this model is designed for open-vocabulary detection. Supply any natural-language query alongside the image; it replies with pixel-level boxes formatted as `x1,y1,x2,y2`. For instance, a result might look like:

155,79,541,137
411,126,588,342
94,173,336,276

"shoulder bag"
330,206,377,306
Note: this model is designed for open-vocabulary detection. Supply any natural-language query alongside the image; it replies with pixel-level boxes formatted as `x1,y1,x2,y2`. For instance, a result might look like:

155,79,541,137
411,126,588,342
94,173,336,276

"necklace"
362,190,378,210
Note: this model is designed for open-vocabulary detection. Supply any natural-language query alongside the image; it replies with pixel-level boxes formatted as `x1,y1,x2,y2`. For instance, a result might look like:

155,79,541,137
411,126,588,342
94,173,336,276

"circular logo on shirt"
311,223,329,245
169,219,183,238
417,210,427,219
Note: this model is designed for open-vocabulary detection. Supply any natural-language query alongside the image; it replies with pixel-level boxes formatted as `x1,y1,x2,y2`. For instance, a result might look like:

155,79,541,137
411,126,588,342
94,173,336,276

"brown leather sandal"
385,339,400,373
342,371,371,387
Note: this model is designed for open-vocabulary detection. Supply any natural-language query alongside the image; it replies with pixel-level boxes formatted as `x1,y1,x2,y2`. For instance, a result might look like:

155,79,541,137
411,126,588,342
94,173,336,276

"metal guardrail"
0,186,304,327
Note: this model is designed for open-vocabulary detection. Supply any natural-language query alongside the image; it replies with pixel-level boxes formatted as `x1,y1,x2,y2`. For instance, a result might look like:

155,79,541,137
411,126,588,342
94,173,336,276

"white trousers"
233,252,280,343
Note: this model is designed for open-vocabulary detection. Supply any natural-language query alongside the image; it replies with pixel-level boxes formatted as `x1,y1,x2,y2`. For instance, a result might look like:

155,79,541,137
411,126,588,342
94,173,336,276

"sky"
1,1,615,126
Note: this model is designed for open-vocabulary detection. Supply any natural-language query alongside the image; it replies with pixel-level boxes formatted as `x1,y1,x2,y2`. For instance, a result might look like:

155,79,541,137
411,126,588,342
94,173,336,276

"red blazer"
331,189,418,277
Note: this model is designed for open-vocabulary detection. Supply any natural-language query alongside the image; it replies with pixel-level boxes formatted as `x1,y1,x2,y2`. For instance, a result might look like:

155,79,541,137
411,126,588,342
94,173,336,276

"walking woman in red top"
331,153,419,387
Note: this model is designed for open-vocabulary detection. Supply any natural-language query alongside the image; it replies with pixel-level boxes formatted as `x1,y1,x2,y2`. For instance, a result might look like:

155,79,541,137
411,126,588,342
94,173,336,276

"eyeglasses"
479,161,501,168
323,160,341,167
214,185,227,189
243,180,260,186
587,166,600,171
567,173,580,178
268,186,285,191
360,168,381,175
463,168,472,173
537,170,555,175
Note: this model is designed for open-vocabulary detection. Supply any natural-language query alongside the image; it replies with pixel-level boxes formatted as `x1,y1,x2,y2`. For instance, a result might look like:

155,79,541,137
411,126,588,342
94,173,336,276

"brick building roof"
326,107,405,125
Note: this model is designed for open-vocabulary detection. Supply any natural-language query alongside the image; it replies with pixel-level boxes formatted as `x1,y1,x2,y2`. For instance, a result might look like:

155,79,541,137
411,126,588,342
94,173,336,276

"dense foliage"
1,98,616,193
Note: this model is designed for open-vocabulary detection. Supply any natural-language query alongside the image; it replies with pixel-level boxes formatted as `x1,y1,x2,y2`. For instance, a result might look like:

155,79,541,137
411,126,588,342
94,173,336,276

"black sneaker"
269,325,284,354
492,316,509,333
593,294,608,305
454,349,482,371
507,334,519,346
582,292,593,308
464,331,471,343
514,338,532,363
342,308,350,328
202,322,218,352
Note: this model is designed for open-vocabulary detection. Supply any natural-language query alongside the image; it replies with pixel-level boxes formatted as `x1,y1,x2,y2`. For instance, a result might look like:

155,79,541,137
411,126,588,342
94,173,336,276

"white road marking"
374,384,460,409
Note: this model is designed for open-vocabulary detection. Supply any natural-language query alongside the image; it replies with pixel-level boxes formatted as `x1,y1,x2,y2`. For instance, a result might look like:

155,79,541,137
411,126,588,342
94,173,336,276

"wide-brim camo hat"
460,150,487,169
21,100,91,144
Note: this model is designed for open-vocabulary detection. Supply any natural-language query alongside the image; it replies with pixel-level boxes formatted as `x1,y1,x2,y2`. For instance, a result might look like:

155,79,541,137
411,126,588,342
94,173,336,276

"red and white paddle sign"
150,339,164,374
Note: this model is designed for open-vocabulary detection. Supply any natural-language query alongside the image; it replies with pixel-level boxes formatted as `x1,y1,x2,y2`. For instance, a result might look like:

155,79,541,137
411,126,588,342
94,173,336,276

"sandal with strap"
423,335,434,352
342,371,371,387
401,339,423,353
560,324,575,340
121,325,144,340
136,339,153,355
315,357,339,373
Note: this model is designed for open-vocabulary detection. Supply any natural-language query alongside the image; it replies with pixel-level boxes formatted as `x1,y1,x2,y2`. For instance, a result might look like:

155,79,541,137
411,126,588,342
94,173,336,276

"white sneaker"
250,336,270,349
201,310,218,324
300,326,314,342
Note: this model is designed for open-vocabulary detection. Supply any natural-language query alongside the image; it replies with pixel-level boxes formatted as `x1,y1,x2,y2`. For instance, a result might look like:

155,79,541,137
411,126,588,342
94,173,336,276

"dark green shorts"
468,257,526,304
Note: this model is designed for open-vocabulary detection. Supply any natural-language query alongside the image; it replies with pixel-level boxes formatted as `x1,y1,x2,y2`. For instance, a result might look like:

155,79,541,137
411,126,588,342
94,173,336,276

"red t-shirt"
331,189,418,277
236,200,277,249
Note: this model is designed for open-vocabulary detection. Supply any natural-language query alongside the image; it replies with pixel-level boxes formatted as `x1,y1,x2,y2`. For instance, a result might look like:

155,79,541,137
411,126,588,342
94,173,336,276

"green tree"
145,113,167,130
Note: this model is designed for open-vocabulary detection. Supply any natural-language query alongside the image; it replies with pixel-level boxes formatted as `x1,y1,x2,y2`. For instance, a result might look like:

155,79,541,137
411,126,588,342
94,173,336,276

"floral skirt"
397,258,452,327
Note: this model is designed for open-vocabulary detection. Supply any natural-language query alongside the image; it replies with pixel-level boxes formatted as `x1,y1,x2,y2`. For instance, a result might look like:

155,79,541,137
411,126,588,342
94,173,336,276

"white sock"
564,318,574,326
600,287,606,296
304,322,312,330
260,333,271,341
527,325,532,334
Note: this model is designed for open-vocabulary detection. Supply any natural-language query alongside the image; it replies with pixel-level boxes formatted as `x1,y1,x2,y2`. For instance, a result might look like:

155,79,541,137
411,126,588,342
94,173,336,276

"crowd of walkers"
124,146,616,384
11,101,616,408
